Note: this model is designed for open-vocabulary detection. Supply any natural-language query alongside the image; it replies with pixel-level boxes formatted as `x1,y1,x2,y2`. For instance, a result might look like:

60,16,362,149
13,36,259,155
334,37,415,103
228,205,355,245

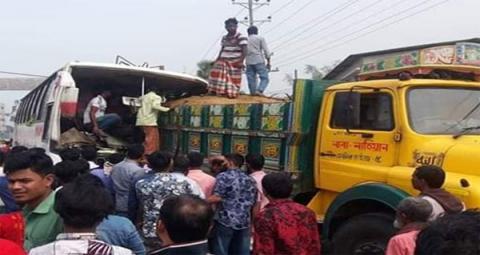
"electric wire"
269,0,361,50
0,70,47,78
271,0,384,52
278,0,449,66
276,0,450,67
273,0,406,60
263,0,317,35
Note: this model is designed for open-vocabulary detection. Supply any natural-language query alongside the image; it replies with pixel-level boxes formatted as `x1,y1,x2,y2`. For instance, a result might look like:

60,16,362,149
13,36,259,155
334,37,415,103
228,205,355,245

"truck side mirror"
332,92,361,131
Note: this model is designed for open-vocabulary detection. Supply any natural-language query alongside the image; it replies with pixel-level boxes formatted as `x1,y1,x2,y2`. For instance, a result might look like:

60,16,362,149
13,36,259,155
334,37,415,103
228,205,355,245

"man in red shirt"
253,172,320,255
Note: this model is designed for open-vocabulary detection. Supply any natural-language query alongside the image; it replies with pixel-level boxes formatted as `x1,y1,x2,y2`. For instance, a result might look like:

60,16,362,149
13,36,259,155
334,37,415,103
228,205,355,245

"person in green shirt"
4,149,63,251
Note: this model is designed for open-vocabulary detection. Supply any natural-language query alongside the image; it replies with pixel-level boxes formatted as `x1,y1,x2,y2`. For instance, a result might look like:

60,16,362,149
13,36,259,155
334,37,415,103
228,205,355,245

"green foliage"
196,60,214,80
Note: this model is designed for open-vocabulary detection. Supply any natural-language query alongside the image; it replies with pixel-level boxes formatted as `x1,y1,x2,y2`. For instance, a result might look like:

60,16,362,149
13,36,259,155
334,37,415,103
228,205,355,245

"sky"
0,0,479,108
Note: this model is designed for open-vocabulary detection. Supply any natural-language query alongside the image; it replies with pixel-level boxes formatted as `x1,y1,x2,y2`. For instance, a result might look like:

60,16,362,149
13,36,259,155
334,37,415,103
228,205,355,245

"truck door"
318,89,398,191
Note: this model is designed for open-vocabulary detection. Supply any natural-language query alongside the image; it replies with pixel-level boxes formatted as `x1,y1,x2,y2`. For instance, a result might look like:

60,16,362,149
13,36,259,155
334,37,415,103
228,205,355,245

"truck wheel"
331,213,395,255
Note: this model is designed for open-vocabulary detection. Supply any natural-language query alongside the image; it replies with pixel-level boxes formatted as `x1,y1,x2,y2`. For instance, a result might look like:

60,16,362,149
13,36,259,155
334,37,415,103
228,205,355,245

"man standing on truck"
84,90,121,136
136,90,170,155
412,165,464,220
208,18,248,99
246,26,271,96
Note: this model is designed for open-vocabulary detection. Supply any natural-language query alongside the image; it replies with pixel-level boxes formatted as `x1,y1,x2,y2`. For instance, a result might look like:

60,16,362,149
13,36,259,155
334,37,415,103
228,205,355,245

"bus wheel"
331,212,395,255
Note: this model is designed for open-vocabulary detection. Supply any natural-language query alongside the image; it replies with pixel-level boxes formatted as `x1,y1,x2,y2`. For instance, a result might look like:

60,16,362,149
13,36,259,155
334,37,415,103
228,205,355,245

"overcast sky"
0,0,479,108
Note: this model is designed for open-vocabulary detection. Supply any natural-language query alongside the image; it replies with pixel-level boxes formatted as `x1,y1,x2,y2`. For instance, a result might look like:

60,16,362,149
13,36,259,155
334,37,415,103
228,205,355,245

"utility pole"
232,0,271,27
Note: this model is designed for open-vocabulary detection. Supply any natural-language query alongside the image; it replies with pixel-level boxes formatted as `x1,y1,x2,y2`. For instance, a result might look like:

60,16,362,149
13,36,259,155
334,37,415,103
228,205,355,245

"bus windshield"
408,87,480,134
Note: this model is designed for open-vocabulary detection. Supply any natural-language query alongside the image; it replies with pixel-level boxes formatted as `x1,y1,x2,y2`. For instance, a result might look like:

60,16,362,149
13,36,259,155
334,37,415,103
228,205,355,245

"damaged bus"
13,62,208,160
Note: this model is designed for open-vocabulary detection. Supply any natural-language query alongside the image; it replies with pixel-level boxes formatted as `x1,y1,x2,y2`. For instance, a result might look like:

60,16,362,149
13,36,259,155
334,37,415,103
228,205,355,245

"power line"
263,0,317,35
273,0,404,58
269,0,361,49
271,0,383,52
276,0,450,67
274,0,433,65
276,0,435,66
233,0,271,27
270,0,295,15
0,70,47,78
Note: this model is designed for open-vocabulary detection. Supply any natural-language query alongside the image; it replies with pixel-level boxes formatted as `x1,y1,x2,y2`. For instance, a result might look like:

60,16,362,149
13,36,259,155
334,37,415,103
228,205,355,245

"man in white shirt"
83,90,121,136
246,26,271,96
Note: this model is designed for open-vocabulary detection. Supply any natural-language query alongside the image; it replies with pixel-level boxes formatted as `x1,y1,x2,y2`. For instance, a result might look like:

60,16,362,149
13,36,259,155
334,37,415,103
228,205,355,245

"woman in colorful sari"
208,18,248,98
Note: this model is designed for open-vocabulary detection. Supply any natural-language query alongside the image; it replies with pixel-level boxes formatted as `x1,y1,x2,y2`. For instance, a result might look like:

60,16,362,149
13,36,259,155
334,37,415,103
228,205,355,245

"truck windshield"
408,87,480,134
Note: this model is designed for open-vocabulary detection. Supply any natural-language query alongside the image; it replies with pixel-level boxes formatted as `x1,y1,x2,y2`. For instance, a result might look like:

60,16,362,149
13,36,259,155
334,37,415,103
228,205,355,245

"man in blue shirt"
208,153,257,255
111,144,146,217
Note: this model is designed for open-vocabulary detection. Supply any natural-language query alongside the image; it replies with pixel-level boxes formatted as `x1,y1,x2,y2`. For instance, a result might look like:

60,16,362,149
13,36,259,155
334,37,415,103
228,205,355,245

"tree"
305,65,324,80
305,60,341,81
196,60,214,80
283,73,294,86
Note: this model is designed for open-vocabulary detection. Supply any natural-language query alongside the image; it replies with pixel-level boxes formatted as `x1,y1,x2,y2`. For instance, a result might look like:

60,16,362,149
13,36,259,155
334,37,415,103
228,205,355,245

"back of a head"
127,144,144,160
173,154,190,174
415,211,480,255
397,197,432,223
262,172,293,199
247,26,258,35
4,150,53,176
225,153,244,168
73,159,90,175
81,145,97,162
54,160,81,185
107,153,125,165
187,152,204,169
59,148,81,161
415,165,445,189
160,194,214,243
29,147,46,155
246,153,265,170
54,174,113,229
147,151,172,172
10,146,28,154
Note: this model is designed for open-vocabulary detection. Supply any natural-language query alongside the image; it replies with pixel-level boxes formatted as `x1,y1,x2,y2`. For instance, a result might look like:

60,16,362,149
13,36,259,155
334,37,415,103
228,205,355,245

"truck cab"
310,72,480,253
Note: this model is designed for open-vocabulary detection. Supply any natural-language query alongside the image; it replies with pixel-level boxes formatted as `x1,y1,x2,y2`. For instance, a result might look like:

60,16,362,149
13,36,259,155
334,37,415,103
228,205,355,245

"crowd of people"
0,142,477,255
0,145,321,255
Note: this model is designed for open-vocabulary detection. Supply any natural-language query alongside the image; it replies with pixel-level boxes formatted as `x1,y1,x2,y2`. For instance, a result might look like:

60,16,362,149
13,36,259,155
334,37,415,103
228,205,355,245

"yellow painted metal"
310,78,480,216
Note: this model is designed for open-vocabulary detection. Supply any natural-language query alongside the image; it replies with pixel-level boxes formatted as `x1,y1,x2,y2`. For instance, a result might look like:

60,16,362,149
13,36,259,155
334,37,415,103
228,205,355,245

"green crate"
260,103,290,131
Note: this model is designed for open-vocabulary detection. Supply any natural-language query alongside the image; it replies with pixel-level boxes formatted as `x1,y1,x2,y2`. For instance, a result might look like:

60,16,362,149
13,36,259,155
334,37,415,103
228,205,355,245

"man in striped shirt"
208,18,248,98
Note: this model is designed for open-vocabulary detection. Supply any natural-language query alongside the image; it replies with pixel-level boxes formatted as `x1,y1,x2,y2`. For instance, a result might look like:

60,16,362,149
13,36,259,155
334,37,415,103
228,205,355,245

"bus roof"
67,61,206,85
65,61,207,85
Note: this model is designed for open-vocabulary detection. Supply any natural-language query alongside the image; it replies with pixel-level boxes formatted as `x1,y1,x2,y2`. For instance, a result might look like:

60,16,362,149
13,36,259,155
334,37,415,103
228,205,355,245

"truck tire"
331,212,395,255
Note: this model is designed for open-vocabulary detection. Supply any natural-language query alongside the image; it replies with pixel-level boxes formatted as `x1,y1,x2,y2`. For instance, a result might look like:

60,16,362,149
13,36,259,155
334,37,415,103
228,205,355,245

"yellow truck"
160,38,480,254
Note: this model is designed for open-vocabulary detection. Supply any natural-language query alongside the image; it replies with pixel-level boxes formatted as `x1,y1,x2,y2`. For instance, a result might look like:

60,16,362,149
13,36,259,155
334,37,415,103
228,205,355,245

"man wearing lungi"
208,18,248,98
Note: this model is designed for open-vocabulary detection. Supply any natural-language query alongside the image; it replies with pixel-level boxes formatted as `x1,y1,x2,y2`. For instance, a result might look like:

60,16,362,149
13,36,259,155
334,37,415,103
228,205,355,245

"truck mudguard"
323,182,410,238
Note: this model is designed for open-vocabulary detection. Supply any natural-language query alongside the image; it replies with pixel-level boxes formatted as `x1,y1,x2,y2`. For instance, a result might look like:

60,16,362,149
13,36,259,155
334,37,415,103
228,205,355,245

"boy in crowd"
4,150,63,251
29,175,132,255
